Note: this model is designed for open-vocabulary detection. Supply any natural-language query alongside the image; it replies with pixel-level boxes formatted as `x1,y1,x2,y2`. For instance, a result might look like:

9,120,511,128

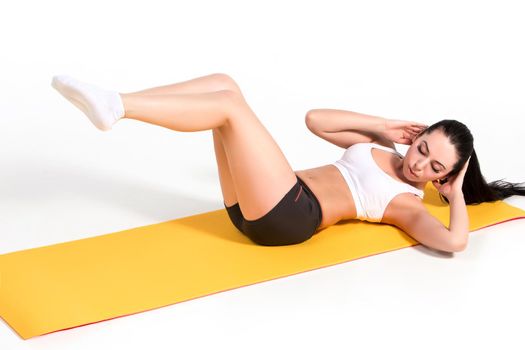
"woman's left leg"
50,73,295,218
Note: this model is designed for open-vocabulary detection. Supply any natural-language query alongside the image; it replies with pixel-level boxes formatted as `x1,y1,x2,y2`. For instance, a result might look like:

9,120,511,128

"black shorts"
224,175,323,246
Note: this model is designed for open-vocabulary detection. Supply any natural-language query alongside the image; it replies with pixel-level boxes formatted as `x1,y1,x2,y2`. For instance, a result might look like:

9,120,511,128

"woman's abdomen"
294,165,358,229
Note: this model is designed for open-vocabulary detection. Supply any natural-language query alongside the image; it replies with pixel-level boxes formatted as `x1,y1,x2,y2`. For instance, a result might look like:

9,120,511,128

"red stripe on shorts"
294,185,303,202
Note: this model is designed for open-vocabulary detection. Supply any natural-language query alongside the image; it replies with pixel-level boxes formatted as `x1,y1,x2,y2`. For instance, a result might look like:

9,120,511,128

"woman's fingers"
407,127,421,135
407,124,427,132
410,125,427,131
406,121,427,127
458,157,471,176
392,120,427,131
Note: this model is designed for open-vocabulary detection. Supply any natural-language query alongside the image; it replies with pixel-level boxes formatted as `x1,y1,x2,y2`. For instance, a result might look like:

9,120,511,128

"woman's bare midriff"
294,165,358,230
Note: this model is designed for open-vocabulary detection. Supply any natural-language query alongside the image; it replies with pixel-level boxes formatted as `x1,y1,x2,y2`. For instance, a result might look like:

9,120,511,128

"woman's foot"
51,74,125,131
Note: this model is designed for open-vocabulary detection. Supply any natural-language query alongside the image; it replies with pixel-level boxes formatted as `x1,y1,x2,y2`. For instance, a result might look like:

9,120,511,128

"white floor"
2,1,525,349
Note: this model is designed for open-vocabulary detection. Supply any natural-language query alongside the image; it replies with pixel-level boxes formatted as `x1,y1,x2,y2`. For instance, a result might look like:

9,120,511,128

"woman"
51,73,525,252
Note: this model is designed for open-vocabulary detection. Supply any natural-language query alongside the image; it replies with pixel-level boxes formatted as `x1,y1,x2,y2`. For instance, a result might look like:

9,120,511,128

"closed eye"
418,145,440,173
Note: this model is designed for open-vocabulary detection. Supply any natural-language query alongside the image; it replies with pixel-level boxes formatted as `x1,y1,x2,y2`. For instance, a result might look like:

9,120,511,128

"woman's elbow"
449,237,469,253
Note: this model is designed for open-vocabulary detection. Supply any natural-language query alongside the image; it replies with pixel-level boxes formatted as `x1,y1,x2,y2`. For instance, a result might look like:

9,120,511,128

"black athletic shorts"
224,175,323,246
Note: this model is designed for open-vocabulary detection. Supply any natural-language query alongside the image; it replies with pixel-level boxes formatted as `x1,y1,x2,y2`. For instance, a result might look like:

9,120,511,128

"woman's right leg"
124,73,243,207
120,89,298,221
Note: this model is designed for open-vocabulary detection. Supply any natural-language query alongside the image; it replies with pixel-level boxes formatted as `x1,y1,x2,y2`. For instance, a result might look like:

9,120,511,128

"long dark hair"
421,119,525,205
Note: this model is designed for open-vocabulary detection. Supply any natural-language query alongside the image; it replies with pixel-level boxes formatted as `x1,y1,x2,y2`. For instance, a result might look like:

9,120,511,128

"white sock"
51,74,125,131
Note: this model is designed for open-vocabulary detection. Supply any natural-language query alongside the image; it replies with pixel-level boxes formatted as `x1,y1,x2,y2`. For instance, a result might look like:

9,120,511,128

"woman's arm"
305,109,388,148
306,109,386,134
389,197,468,253
432,157,472,250
305,109,427,148
393,158,472,253
447,193,469,250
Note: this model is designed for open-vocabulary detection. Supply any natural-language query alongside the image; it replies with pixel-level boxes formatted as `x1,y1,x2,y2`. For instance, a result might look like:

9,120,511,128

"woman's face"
402,129,459,184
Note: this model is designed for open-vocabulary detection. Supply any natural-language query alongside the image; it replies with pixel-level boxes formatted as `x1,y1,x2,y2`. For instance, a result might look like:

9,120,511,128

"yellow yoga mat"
1,183,524,340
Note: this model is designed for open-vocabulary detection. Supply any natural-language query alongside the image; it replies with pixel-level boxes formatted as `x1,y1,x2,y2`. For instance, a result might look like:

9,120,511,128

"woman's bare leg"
126,73,244,98
122,73,243,207
211,128,238,207
121,91,235,132
120,88,297,220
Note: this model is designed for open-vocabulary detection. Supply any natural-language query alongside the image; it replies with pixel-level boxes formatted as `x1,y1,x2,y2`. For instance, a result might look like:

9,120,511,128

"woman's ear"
437,177,448,185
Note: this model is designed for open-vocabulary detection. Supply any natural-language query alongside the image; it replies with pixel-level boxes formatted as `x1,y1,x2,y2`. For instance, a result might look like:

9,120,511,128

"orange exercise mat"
1,183,524,339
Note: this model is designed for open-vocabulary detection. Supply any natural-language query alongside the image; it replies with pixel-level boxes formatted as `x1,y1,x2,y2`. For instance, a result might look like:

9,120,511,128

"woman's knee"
210,73,242,93
215,89,248,118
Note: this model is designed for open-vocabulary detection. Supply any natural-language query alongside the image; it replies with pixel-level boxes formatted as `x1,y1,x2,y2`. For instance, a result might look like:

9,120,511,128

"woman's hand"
381,119,428,145
432,157,471,200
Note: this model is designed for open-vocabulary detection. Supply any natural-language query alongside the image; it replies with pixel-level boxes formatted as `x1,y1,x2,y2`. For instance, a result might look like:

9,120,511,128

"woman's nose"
413,162,424,174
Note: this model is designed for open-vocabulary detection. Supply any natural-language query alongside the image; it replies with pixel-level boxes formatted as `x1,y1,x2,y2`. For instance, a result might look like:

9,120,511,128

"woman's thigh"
217,93,298,221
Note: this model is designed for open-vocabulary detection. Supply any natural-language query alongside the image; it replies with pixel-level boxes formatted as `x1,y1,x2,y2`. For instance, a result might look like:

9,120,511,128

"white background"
1,0,525,349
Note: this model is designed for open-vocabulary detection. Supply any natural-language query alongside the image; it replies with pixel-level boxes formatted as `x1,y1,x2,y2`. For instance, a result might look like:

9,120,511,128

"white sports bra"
332,142,425,223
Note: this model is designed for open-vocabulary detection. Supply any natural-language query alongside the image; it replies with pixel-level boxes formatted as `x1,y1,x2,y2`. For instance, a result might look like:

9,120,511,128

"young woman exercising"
51,73,525,252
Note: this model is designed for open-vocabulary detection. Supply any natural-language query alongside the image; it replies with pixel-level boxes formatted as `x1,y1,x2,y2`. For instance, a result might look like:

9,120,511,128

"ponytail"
438,148,525,205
